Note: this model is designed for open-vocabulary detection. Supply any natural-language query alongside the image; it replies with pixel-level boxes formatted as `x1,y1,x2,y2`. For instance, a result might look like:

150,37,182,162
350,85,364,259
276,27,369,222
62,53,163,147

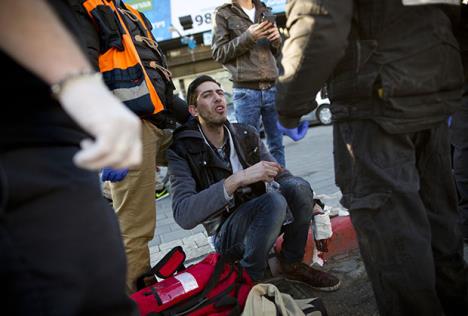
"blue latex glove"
101,167,129,182
276,120,308,141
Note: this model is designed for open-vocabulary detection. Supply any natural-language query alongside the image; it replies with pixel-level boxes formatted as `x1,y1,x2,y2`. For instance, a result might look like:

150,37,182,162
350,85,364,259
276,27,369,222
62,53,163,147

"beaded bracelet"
50,70,101,99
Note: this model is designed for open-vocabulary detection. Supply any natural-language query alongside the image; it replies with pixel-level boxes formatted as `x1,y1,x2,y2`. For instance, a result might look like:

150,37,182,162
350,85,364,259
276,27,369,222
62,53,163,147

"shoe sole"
284,277,341,292
155,193,170,201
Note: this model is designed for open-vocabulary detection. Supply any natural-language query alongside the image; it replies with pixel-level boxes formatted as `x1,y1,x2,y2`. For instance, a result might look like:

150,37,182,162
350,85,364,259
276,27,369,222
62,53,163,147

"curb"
275,215,359,265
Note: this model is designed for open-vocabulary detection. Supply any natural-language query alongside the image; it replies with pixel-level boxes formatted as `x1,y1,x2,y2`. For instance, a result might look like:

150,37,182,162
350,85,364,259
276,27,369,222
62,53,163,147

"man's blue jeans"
213,177,314,281
233,86,285,166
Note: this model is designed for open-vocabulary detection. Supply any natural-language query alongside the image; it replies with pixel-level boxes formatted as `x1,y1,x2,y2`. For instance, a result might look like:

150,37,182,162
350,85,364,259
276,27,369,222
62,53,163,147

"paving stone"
157,217,175,227
150,255,163,267
159,239,182,251
147,235,161,247
155,223,172,235
347,263,367,279
329,253,349,261
330,259,359,274
169,223,182,231
186,244,215,261
156,211,168,219
160,230,192,243
182,233,205,247
184,232,210,247
149,245,160,254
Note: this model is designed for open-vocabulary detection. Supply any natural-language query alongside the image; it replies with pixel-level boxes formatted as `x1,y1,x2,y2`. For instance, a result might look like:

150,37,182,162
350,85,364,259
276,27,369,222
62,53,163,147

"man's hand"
247,21,273,41
58,73,142,170
101,167,129,182
267,24,281,46
277,120,308,141
224,161,282,196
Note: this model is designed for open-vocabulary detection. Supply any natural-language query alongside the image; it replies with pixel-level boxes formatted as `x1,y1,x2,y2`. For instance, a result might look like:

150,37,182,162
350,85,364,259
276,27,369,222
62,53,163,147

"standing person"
211,0,286,166
276,1,467,315
76,0,189,293
0,0,141,314
451,3,468,241
167,75,340,290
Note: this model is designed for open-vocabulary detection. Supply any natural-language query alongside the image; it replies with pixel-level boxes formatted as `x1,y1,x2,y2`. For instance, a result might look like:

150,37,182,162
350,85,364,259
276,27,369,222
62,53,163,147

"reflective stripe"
113,79,149,102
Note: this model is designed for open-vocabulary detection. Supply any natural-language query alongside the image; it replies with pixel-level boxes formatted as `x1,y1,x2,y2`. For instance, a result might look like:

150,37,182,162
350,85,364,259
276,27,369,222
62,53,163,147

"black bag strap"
136,246,186,291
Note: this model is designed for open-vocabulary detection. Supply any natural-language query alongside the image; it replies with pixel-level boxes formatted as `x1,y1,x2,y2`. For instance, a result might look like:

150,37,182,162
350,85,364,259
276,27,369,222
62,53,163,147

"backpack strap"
136,246,186,290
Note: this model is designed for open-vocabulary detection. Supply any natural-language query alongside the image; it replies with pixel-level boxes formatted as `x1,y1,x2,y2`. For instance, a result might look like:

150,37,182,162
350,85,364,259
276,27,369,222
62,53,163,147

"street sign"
124,0,286,42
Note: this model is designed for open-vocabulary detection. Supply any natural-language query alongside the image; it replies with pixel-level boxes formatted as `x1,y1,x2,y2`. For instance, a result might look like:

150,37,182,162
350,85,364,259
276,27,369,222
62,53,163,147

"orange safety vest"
83,0,164,116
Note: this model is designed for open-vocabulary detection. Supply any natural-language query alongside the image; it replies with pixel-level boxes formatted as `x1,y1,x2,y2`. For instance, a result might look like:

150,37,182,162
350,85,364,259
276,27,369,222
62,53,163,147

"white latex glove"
56,73,142,170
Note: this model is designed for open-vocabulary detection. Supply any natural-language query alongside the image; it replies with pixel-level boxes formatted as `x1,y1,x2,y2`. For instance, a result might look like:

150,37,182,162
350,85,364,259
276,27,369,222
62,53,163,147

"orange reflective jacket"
83,0,164,116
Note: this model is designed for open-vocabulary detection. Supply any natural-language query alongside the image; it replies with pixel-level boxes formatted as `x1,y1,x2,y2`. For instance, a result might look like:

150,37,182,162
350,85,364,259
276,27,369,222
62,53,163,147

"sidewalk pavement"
149,125,356,266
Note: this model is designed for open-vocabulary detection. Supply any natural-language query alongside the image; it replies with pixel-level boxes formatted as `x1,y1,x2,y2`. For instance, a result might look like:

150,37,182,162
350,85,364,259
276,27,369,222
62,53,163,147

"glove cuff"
50,70,101,100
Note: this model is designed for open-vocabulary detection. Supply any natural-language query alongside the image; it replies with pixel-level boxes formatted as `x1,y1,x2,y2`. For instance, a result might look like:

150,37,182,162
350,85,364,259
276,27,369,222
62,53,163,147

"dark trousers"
0,147,137,316
334,120,467,316
214,177,314,281
451,90,468,239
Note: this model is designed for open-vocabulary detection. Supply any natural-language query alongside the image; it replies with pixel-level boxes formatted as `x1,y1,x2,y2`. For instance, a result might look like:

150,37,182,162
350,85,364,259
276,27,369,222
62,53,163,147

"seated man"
167,75,340,291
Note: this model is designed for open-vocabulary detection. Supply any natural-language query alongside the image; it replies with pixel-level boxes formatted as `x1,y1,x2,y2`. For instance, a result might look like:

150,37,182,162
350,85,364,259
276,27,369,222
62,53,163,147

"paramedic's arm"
0,0,142,170
0,0,93,84
276,0,353,128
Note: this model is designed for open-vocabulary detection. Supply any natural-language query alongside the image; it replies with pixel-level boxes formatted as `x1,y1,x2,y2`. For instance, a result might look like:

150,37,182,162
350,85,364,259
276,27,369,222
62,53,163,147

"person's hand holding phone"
267,24,280,45
261,13,275,23
261,13,280,45
247,21,272,41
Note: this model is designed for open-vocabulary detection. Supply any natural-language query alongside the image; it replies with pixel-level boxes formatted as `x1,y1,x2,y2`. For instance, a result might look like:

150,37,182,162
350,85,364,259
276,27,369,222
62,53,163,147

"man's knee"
281,177,312,196
263,191,288,224
280,177,314,220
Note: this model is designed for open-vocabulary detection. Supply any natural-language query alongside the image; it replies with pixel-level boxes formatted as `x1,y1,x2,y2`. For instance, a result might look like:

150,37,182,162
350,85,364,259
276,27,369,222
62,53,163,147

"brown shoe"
280,261,341,292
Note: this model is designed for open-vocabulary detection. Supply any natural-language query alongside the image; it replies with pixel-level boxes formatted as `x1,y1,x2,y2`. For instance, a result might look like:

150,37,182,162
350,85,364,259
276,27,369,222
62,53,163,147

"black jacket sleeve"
276,0,353,128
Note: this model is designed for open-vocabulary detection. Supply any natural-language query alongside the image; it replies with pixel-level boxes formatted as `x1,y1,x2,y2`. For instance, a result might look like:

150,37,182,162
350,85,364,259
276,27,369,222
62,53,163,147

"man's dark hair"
186,75,221,106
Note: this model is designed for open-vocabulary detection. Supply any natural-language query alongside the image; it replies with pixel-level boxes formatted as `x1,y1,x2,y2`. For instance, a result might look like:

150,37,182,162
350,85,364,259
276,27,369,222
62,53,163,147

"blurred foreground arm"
0,0,142,170
276,0,353,128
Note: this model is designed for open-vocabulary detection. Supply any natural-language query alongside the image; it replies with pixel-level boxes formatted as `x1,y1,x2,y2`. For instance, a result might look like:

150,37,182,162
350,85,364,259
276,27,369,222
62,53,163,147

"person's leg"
214,192,287,281
277,176,314,262
451,91,468,240
1,147,137,316
417,122,467,315
333,119,447,315
111,120,160,293
275,175,340,291
155,129,172,199
260,86,285,166
453,144,468,239
155,170,164,192
233,87,262,130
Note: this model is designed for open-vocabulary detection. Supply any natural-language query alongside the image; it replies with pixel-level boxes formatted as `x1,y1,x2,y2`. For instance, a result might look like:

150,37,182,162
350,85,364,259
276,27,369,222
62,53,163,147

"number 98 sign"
170,0,220,36
193,12,212,26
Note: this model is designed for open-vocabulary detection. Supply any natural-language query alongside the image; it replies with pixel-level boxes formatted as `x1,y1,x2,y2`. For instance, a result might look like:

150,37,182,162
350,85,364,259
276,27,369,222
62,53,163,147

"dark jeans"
334,119,467,316
0,147,137,316
451,90,468,239
214,177,314,281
